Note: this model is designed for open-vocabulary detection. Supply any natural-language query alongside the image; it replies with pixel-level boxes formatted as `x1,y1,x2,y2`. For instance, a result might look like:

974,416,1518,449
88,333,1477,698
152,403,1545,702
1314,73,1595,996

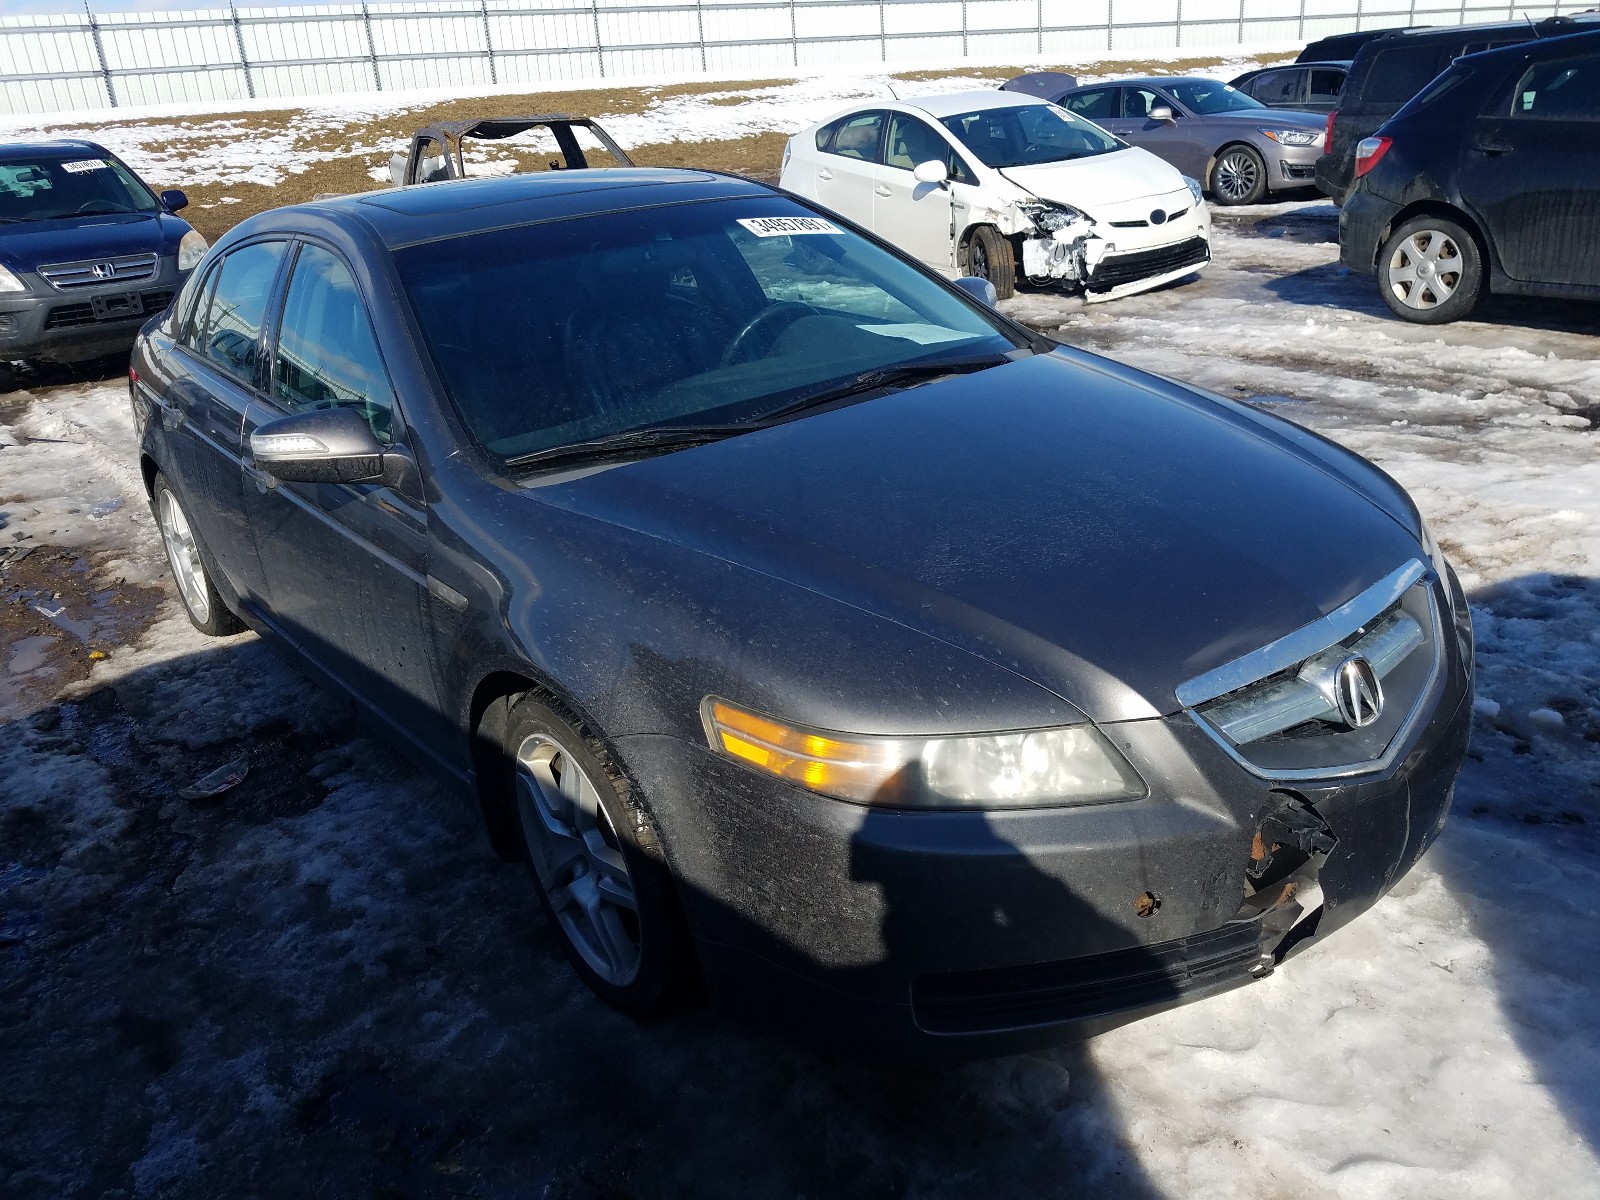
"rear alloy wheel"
1210,145,1268,206
506,696,691,1014
963,225,1016,300
152,472,243,636
1378,215,1483,325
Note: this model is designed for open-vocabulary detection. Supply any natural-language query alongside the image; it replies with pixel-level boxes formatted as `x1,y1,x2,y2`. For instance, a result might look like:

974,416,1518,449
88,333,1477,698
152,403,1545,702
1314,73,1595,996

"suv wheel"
1378,216,1483,324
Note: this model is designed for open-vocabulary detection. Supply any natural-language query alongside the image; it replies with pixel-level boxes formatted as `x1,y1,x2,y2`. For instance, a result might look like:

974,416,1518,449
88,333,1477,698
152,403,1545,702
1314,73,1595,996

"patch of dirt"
0,546,166,722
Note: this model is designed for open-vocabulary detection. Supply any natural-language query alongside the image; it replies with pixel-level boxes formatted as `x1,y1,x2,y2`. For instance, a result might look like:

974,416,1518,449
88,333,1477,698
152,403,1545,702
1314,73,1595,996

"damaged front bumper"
1009,195,1211,303
615,647,1472,1061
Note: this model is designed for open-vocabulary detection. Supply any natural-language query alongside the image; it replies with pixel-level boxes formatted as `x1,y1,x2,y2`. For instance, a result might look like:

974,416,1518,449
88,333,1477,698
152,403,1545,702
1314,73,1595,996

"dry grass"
68,53,1283,243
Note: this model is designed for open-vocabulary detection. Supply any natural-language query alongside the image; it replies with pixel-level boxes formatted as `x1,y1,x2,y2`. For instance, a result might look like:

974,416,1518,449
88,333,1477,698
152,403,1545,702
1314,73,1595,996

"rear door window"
1249,69,1305,105
1062,87,1120,119
1309,68,1345,102
1363,45,1448,103
1509,56,1600,119
188,240,288,387
272,243,397,443
824,112,886,162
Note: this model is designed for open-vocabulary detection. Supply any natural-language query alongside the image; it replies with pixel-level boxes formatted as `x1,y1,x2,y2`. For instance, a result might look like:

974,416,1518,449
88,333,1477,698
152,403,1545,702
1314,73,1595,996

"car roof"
1067,76,1213,90
895,89,1042,118
1238,59,1353,74
1457,24,1600,61
236,167,777,250
0,139,105,160
1370,13,1596,45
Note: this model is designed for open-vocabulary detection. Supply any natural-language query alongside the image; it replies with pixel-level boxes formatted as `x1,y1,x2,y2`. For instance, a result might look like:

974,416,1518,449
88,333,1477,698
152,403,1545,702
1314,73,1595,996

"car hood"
0,211,188,274
538,351,1422,724
999,147,1187,207
1198,107,1327,131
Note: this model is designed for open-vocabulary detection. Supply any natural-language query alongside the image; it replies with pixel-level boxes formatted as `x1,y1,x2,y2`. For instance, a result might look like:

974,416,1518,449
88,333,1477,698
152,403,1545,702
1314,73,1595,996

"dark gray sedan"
130,168,1471,1059
1054,76,1328,203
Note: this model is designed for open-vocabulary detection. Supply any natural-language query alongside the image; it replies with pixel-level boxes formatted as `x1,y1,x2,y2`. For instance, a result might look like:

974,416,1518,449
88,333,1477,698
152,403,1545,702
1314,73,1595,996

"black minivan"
1339,31,1600,323
1314,14,1597,203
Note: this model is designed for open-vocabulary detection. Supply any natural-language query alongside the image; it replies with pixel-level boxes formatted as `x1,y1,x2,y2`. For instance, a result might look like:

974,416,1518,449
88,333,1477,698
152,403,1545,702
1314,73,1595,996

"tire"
1376,215,1484,325
504,693,693,1016
1210,144,1268,206
963,225,1016,300
151,472,244,636
0,361,19,394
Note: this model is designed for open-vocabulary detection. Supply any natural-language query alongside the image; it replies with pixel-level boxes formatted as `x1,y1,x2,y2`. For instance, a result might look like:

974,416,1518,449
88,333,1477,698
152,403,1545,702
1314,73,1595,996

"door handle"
817,168,833,180
875,184,892,197
1473,138,1513,155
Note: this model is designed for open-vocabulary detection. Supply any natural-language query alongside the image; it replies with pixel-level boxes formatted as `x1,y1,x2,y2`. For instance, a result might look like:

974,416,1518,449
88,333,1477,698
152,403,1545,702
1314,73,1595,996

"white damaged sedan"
781,90,1210,301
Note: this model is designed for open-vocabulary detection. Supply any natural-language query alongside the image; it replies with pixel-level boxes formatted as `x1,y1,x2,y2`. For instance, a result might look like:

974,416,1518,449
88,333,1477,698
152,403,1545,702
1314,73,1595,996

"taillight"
1354,136,1392,178
1323,109,1337,151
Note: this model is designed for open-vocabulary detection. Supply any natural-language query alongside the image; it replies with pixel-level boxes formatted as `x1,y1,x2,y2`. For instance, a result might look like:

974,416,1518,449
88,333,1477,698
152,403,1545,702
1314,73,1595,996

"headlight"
1182,175,1203,206
1259,128,1321,147
1018,198,1089,233
177,229,209,272
702,697,1146,809
0,264,26,293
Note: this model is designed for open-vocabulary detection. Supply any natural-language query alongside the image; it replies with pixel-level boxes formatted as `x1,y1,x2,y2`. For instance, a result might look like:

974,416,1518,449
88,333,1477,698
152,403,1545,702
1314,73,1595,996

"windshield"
1163,80,1265,114
0,153,158,222
397,198,1020,465
939,103,1123,167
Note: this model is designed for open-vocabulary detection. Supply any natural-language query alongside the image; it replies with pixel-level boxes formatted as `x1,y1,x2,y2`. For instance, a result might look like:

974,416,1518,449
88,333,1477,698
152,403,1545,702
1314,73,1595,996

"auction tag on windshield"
737,216,841,237
61,159,108,173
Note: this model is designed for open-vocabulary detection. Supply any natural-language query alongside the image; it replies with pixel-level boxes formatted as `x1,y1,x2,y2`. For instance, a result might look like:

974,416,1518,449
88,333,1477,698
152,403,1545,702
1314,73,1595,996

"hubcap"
515,733,642,987
157,487,210,623
1216,151,1260,201
1387,229,1463,310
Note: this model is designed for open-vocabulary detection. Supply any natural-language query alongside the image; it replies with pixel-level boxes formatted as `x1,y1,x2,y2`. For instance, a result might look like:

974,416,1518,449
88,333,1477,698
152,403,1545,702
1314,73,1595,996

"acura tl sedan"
131,168,1472,1058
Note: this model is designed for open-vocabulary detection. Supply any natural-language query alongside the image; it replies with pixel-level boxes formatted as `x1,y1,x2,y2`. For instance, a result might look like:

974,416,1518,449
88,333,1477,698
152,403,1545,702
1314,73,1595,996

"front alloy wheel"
1210,145,1267,205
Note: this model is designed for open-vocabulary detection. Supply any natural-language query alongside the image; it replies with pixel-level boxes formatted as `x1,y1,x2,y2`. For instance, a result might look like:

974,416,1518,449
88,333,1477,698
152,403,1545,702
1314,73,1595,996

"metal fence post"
696,0,707,71
230,2,256,99
83,2,117,108
1106,0,1114,52
1036,0,1042,55
1297,0,1306,41
960,0,968,59
790,0,798,67
1175,0,1182,47
879,0,886,62
480,0,497,84
1236,0,1245,44
361,1,381,89
592,0,606,77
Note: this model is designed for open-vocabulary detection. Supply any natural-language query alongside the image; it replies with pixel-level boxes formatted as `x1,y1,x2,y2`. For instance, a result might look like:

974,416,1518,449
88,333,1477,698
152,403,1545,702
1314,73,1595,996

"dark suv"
1314,15,1597,203
0,140,206,388
1339,31,1600,323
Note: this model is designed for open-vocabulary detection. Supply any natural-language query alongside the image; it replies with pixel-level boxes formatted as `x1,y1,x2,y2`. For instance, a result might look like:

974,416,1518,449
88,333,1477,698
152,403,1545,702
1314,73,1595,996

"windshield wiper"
751,352,1015,425
504,422,754,472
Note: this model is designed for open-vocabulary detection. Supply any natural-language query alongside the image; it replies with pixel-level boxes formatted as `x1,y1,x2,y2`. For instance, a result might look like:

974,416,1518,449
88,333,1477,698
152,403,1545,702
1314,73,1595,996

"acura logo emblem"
1332,655,1383,728
91,261,115,279
1150,209,1168,225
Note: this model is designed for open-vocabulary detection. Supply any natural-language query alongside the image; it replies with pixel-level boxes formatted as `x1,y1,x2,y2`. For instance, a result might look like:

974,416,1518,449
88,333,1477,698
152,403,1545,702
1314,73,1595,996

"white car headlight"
1182,175,1203,206
0,263,27,293
177,229,209,272
1259,128,1321,147
703,697,1146,809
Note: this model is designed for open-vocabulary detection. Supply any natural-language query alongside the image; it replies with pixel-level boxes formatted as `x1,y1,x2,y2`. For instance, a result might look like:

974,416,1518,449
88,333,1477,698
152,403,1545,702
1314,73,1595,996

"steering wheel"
719,301,819,368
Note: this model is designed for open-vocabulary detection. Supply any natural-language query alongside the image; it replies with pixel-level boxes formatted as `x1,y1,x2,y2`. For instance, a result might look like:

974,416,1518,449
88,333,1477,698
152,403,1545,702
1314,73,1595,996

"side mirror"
1149,106,1176,122
160,189,188,211
250,406,393,486
953,276,998,306
912,159,949,185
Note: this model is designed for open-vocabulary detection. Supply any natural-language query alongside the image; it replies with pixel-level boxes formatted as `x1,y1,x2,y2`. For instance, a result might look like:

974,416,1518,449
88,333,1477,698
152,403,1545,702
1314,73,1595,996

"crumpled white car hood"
999,146,1188,211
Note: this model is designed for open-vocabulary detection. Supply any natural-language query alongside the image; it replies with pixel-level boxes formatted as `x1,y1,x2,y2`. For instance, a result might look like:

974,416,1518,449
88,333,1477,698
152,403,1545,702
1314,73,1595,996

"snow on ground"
3,206,1599,1198
0,48,1286,192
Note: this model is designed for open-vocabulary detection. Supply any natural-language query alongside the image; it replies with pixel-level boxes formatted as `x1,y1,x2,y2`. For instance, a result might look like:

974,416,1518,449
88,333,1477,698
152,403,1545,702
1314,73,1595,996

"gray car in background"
1043,75,1328,204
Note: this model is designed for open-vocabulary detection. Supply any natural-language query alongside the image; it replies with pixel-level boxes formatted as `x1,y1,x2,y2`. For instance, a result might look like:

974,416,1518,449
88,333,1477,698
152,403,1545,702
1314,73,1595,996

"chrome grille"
1177,560,1442,779
37,253,159,290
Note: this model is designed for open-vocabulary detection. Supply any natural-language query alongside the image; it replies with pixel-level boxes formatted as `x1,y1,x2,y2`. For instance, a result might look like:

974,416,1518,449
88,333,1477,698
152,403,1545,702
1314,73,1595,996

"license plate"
91,291,144,320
